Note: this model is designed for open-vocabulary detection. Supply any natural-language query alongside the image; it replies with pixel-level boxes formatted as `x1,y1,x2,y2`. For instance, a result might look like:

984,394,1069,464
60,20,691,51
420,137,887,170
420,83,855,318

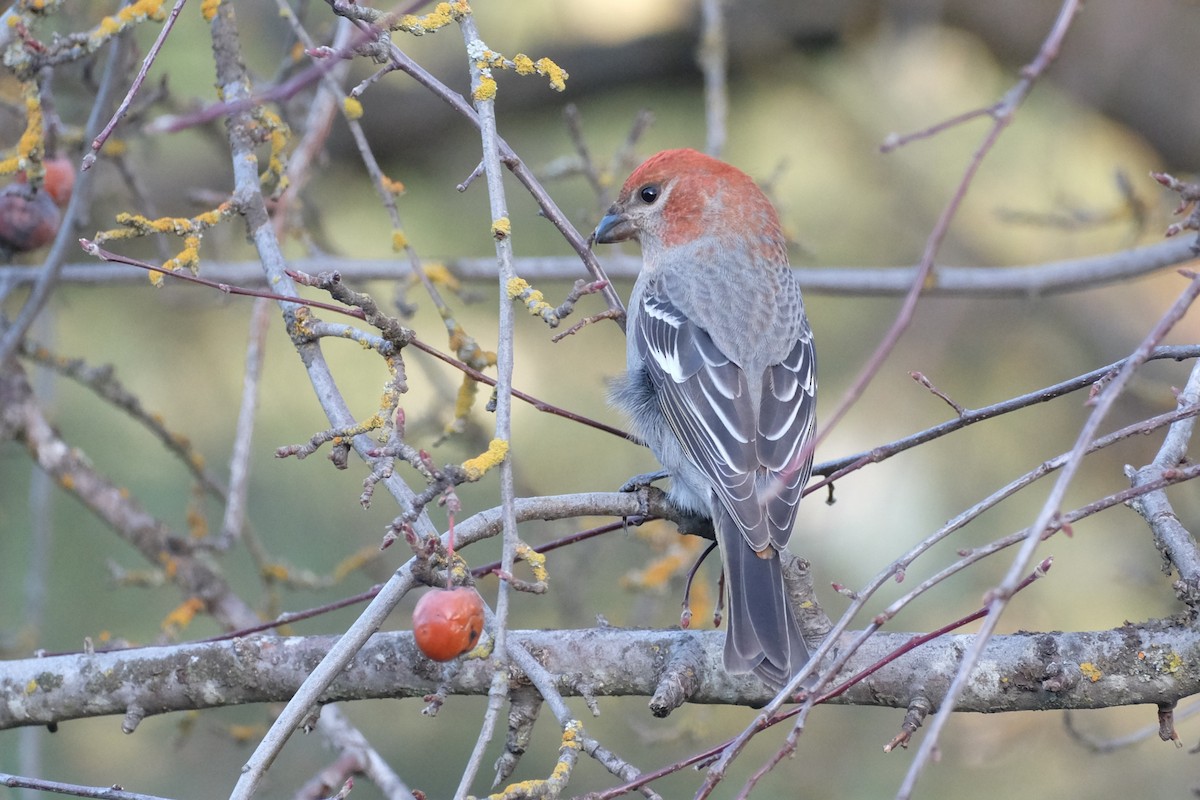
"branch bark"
8,236,1194,296
2,622,1193,731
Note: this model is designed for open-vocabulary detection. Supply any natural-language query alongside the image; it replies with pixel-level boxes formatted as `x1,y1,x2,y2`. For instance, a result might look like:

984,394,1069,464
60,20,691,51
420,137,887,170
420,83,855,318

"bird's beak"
592,208,635,244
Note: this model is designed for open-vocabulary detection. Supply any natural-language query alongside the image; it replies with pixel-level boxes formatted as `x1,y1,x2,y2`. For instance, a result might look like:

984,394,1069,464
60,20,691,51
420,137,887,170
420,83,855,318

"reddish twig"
85,0,188,169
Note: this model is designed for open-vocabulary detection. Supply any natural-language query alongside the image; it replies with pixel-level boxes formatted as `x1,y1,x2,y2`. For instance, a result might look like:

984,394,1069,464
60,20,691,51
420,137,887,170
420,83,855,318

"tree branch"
2,623,1194,732
12,235,1194,296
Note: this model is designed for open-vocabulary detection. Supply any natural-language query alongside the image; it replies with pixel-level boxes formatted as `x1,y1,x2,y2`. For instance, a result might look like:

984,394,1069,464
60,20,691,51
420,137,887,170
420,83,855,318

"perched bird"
594,148,817,688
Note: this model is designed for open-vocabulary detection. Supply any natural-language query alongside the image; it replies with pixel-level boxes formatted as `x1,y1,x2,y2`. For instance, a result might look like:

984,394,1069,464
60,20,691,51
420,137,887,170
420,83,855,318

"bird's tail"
717,511,811,689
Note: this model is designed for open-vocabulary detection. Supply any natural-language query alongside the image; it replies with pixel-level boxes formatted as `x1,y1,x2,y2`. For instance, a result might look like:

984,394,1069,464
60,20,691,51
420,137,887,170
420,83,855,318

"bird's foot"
618,469,670,494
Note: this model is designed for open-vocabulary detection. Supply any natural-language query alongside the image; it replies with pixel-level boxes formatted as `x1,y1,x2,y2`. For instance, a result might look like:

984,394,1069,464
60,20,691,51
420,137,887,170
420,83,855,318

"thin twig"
85,0,188,169
698,0,728,157
453,15,521,797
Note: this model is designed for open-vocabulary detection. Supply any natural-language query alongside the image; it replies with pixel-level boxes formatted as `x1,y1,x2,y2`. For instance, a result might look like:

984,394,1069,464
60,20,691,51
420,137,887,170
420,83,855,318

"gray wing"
633,282,816,551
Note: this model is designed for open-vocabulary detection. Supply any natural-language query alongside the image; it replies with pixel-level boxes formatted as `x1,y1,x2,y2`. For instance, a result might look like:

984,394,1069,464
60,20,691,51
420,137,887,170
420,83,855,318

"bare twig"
1126,358,1200,605
85,0,188,169
698,0,728,157
453,15,522,797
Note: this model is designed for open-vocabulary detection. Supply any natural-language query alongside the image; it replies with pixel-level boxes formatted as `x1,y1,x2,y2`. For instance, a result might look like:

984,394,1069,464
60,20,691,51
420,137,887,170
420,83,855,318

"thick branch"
2,622,1194,730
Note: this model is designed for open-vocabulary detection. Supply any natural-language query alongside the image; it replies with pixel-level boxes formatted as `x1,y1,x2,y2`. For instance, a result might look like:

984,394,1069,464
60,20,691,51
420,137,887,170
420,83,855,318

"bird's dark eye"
638,184,660,204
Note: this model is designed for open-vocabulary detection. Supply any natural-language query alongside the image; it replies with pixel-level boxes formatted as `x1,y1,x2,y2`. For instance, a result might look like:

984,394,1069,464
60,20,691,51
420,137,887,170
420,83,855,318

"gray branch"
6,237,1193,297
2,622,1194,731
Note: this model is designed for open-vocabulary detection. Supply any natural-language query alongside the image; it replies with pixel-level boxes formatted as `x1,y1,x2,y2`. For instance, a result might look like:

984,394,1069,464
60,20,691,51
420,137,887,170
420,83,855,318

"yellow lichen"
89,0,167,49
392,229,408,251
506,277,529,299
512,53,536,75
254,108,291,195
92,201,235,281
161,597,205,633
1079,662,1102,683
0,81,46,179
342,96,363,120
463,632,493,660
226,724,266,744
381,175,405,195
261,563,290,581
473,75,497,102
506,276,555,318
424,262,460,291
446,320,496,369
462,438,509,481
515,541,548,583
491,216,511,239
535,57,568,92
200,0,220,22
393,1,470,35
186,503,208,539
451,373,479,422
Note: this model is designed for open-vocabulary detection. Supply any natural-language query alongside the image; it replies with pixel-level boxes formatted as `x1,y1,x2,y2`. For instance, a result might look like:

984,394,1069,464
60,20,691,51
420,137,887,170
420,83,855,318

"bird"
593,148,817,689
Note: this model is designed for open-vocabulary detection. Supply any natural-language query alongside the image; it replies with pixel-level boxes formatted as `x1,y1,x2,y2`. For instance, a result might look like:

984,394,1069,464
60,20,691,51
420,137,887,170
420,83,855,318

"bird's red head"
593,148,785,258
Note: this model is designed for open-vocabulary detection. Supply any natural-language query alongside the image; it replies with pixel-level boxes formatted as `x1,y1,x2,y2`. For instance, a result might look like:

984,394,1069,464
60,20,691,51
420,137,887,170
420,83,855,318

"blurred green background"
2,1,1200,798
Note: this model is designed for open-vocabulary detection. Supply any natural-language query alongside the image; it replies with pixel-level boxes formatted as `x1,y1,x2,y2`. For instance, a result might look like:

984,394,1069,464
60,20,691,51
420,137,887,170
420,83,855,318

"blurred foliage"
1,2,1199,799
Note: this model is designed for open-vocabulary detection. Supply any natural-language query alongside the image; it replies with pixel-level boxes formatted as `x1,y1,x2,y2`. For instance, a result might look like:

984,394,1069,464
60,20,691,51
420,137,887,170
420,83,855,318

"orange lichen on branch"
226,724,267,744
465,40,569,101
161,597,205,635
514,541,548,584
506,276,557,321
0,81,46,179
342,95,363,120
260,563,290,582
534,57,568,92
17,1,65,16
250,108,290,196
88,0,167,50
446,373,480,436
493,721,582,799
186,499,208,540
200,0,221,22
446,320,497,370
423,262,460,292
92,201,236,284
439,318,496,437
392,0,470,35
473,75,497,102
461,438,508,481
381,175,405,195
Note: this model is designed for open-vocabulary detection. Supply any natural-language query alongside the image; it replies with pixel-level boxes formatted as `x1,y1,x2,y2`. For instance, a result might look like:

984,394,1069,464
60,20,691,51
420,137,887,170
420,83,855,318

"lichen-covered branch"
2,623,1195,731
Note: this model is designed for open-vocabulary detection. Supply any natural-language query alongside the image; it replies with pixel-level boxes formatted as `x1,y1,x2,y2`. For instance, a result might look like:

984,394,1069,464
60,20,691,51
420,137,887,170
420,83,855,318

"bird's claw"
618,469,669,494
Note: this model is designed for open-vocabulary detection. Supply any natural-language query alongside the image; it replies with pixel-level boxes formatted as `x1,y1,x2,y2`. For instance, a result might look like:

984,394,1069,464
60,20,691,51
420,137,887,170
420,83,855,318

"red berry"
412,587,484,661
0,184,60,255
16,156,74,207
